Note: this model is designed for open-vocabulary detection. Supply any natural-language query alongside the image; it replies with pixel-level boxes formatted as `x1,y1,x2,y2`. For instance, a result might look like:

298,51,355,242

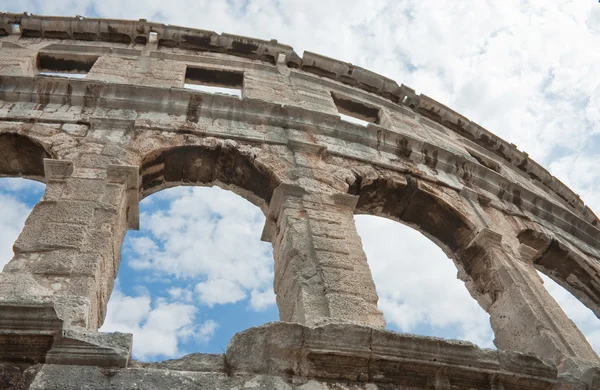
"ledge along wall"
0,13,599,390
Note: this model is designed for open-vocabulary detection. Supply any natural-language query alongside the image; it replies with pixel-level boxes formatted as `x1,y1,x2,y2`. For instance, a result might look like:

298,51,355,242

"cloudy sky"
1,0,599,361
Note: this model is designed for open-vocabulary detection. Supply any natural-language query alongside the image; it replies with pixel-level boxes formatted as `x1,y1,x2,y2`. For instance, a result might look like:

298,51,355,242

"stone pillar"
0,41,36,77
86,55,186,88
262,184,385,328
0,159,138,330
457,228,599,368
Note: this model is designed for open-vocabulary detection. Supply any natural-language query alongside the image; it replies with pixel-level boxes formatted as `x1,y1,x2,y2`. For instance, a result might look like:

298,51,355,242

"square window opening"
331,91,380,127
37,53,98,77
185,66,243,97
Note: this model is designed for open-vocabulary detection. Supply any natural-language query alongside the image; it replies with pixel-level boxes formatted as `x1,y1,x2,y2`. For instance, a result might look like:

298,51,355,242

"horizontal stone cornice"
1,75,598,252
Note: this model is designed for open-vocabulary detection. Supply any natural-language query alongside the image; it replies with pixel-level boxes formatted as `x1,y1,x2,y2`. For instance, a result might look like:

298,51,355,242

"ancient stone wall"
0,13,598,389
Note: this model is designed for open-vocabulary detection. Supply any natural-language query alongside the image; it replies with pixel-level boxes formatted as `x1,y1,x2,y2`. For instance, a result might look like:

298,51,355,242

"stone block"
325,293,384,327
311,236,349,254
301,324,372,382
309,221,347,239
47,200,97,225
38,223,87,250
131,353,226,372
61,123,89,137
46,329,132,368
320,267,378,301
61,178,107,201
226,322,304,375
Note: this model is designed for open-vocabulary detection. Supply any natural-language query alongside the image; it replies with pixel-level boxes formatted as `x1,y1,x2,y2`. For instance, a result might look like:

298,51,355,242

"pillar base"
0,303,131,368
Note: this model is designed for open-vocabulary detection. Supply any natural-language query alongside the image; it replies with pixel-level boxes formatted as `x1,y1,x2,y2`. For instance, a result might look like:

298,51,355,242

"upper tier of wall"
0,12,597,228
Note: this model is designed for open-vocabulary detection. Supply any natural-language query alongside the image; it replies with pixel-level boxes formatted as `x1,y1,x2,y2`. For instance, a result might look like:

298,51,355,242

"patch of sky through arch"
0,178,45,270
100,186,279,361
355,215,495,348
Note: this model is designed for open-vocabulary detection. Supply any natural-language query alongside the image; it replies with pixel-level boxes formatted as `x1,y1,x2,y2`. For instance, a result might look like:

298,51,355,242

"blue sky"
1,0,600,361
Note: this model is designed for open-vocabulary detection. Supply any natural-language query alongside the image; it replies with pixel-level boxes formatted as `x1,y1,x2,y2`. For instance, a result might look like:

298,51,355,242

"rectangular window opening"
184,66,243,97
37,52,99,77
331,91,380,127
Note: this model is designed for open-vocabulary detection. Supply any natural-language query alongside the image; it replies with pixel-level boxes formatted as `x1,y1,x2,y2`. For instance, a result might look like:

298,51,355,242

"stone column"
0,159,138,330
262,184,385,328
457,228,599,368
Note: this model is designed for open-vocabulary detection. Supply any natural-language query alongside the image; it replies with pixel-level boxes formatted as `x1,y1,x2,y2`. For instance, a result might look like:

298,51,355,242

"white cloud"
183,84,242,97
549,154,600,213
196,320,218,344
195,278,247,307
167,287,194,303
128,236,159,260
249,289,277,312
0,178,45,193
127,186,276,310
101,286,218,360
0,193,33,269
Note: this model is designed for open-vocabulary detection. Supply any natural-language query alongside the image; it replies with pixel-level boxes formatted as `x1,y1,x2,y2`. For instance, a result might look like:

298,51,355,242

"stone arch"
0,133,53,181
109,137,290,359
138,142,284,213
518,228,600,320
349,170,478,256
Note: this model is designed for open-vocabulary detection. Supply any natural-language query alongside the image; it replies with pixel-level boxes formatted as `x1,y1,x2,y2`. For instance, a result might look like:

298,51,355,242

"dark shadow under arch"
139,144,281,210
0,133,53,181
350,176,476,255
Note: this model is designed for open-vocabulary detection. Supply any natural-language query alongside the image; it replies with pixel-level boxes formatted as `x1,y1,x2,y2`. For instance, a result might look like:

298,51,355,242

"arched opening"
0,133,52,182
355,214,494,347
350,176,475,255
350,173,492,345
100,144,281,361
100,186,279,361
0,133,50,270
140,144,280,211
537,271,600,354
0,178,45,270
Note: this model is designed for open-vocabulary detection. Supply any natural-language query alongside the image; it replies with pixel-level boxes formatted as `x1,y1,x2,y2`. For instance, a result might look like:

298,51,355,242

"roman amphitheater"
0,12,598,389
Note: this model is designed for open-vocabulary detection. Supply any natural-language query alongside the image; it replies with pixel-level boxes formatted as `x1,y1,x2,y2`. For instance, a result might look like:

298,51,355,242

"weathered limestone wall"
87,55,186,88
0,13,599,390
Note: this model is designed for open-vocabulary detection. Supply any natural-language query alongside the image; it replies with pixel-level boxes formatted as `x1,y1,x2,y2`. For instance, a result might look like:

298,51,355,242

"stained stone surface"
0,13,598,390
